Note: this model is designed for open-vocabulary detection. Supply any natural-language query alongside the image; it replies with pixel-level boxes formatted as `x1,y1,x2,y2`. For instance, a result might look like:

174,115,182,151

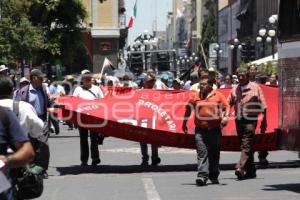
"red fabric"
56,85,279,151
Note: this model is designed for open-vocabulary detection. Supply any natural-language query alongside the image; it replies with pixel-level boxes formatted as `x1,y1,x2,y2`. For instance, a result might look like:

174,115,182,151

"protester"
0,76,44,140
266,73,278,86
14,69,50,177
247,65,269,165
0,65,9,76
73,69,104,166
0,105,35,199
48,81,66,135
139,71,161,166
190,68,217,92
182,78,230,186
171,78,183,90
228,67,267,180
13,77,30,99
183,71,199,90
220,74,233,88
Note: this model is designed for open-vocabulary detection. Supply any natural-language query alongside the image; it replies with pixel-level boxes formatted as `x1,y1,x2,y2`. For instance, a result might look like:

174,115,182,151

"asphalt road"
38,124,300,200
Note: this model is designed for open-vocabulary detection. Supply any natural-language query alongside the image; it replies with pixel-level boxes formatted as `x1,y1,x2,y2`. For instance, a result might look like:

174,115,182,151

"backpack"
0,106,44,199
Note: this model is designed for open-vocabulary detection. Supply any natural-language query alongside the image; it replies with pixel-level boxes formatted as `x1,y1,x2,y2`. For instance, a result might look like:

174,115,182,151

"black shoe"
210,178,219,184
141,160,149,166
244,173,256,179
42,171,48,179
91,159,101,166
55,131,60,135
235,169,245,180
151,158,161,166
195,177,207,186
258,157,269,165
81,162,88,167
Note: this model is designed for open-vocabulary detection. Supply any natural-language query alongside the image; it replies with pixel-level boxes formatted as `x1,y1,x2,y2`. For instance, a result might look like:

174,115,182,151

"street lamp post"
213,44,222,70
229,38,243,73
256,15,278,59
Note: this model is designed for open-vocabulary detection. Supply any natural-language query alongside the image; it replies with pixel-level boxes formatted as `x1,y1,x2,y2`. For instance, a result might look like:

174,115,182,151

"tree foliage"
0,0,87,69
201,0,217,57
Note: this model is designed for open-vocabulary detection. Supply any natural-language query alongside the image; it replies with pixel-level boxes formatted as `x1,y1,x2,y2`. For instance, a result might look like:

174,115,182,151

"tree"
201,0,217,57
0,0,43,67
28,0,87,71
0,0,87,72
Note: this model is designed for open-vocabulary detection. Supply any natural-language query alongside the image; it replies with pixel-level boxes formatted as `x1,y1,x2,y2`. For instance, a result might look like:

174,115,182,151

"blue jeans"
195,127,221,180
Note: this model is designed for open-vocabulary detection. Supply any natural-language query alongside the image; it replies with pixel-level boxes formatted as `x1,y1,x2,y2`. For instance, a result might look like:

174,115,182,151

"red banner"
56,85,279,151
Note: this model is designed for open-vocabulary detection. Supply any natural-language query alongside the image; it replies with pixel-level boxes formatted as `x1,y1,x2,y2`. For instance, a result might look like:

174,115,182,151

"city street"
40,124,300,200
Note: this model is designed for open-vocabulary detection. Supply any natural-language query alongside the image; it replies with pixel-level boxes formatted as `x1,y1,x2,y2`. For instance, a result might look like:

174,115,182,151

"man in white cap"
73,69,104,166
0,65,9,76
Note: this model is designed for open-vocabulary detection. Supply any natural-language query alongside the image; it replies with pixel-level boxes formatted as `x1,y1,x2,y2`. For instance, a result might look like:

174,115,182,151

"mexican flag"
127,0,137,28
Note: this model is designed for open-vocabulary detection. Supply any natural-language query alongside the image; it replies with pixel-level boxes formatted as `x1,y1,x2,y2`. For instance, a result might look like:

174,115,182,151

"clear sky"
125,0,173,45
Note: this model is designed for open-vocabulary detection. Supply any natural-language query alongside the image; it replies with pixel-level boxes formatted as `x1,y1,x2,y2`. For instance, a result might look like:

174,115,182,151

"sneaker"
91,159,101,166
151,157,161,166
210,178,220,184
235,169,245,180
140,160,149,166
195,177,207,186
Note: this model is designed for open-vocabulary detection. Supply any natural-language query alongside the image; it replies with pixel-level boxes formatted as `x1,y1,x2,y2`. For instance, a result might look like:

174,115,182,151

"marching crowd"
0,62,278,199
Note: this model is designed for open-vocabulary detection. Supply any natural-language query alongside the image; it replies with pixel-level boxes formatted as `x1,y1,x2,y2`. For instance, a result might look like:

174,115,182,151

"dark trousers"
235,119,257,175
78,127,100,163
30,136,50,171
195,127,221,180
140,143,159,161
49,103,60,133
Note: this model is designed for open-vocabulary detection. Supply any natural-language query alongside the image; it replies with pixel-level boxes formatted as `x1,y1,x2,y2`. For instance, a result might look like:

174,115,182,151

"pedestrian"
48,81,66,135
182,77,230,186
13,77,30,99
73,69,104,166
248,64,269,165
14,69,51,178
0,104,35,199
0,65,9,76
228,67,267,180
220,74,233,88
0,75,44,141
139,71,161,166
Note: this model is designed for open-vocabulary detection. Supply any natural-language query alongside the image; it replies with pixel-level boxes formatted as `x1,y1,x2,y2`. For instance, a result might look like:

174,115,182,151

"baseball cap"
30,69,46,78
0,65,8,72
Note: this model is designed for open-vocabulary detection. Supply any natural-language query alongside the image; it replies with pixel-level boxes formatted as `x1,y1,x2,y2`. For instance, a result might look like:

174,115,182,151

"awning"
250,53,278,65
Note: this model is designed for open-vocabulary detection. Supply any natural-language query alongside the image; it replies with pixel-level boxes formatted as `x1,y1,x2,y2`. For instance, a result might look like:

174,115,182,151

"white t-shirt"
0,99,44,138
73,85,104,100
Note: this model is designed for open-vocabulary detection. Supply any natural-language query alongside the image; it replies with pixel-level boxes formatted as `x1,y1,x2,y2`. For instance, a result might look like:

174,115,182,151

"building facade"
81,0,127,72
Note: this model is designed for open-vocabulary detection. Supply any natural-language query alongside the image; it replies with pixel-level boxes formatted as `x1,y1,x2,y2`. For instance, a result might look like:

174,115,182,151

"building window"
278,0,300,42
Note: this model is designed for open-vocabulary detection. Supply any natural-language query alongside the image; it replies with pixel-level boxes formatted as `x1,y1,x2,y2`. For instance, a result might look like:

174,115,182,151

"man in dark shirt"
0,106,34,200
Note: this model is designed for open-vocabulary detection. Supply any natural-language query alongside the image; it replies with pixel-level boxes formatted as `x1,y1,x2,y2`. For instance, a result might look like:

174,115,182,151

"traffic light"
240,44,249,62
248,44,256,61
240,42,256,62
129,53,143,74
156,52,170,71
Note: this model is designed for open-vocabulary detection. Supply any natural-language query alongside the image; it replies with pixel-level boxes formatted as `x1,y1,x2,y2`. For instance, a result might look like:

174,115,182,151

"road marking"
142,177,161,200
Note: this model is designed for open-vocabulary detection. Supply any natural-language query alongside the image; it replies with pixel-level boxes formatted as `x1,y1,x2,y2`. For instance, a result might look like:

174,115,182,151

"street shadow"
56,164,198,175
262,183,300,193
49,135,79,139
55,160,300,176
